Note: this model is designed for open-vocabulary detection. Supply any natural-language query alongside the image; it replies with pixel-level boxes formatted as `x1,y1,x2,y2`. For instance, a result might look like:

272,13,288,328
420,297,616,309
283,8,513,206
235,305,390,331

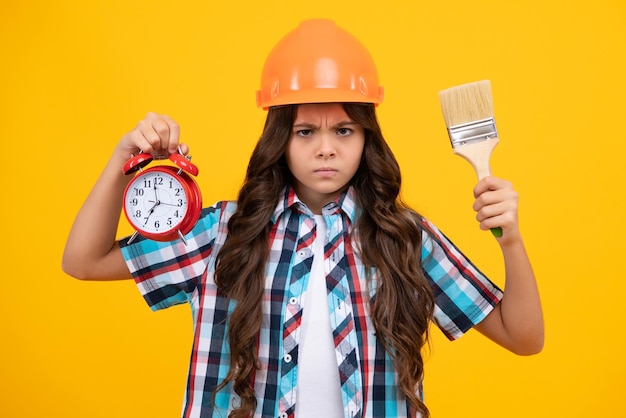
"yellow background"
1,0,624,416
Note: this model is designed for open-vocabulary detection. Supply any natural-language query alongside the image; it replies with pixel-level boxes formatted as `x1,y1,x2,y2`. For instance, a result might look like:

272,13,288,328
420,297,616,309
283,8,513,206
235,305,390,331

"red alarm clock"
122,149,202,245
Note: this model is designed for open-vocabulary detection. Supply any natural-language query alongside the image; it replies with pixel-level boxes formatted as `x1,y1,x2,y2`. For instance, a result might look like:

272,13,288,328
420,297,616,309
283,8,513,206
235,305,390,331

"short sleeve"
420,218,503,340
119,202,229,311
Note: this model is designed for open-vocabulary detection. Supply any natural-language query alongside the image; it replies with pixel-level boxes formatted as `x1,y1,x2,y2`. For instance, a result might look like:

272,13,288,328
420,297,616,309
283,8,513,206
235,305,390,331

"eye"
337,127,353,136
296,129,313,137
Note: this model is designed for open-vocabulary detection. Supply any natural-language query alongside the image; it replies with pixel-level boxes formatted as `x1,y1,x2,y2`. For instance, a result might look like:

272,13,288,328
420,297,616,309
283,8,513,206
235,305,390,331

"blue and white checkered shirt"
120,187,503,418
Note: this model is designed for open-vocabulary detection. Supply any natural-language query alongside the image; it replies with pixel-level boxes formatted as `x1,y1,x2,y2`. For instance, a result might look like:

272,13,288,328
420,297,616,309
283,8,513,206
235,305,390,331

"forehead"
294,103,351,122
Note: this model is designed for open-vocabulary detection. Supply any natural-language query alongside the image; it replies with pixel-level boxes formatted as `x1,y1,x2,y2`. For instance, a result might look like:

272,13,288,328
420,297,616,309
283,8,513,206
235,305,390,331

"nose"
316,134,336,158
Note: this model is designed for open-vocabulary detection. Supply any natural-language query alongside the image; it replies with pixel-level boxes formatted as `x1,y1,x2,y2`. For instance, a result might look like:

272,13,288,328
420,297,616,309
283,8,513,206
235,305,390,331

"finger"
136,115,164,153
161,114,181,154
133,112,175,154
478,210,517,233
473,176,510,198
475,199,507,223
475,194,519,231
177,143,190,156
473,182,516,208
148,114,175,153
473,189,505,212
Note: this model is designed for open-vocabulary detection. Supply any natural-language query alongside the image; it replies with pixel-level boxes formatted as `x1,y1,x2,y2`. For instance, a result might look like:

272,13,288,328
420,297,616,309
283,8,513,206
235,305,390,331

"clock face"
123,169,189,235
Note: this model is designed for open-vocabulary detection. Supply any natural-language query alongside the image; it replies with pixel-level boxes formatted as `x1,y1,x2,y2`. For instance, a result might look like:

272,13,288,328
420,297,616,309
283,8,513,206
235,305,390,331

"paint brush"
438,80,503,237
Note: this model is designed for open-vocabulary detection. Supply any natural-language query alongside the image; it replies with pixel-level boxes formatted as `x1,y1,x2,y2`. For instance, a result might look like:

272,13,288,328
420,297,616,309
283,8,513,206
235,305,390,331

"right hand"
115,112,188,162
63,112,187,281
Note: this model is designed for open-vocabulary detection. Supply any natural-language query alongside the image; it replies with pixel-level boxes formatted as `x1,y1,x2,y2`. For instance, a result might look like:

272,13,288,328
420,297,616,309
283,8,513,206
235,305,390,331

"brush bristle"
439,80,494,128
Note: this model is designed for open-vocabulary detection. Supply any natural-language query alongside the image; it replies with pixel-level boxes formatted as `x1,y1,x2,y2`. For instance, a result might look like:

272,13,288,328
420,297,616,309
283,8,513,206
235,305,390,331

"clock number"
134,188,144,196
130,198,138,206
143,179,152,188
154,220,160,229
134,210,141,218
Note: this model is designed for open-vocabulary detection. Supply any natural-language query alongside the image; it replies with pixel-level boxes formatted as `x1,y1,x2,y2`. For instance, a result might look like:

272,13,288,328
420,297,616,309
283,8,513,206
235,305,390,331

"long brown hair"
214,103,435,417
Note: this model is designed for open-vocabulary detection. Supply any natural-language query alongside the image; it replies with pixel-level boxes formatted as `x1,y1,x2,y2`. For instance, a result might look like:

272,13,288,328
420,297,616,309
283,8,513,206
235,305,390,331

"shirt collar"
271,186,359,224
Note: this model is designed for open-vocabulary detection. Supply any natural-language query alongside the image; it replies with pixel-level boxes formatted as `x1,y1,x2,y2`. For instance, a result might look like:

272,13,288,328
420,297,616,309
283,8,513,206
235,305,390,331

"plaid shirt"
120,187,503,418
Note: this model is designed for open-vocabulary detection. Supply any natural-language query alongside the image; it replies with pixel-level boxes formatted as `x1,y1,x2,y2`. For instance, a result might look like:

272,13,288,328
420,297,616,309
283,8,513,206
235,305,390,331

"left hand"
472,176,521,245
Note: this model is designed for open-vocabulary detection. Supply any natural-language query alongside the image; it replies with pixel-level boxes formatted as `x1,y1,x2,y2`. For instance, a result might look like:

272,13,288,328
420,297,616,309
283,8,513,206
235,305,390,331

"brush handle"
453,136,503,237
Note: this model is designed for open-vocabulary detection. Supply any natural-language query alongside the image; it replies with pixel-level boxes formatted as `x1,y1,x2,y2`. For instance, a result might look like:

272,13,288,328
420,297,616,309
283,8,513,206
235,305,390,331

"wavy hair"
213,103,435,417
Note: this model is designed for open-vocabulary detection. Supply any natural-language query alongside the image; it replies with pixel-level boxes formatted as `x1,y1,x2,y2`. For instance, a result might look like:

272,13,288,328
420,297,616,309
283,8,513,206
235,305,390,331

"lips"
314,167,337,177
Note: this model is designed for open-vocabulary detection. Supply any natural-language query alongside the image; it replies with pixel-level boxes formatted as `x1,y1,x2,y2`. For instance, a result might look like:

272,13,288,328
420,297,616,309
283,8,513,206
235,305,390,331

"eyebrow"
292,121,357,129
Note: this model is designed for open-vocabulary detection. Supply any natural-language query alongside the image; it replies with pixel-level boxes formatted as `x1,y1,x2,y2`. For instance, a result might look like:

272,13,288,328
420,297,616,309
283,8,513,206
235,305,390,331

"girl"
63,19,543,418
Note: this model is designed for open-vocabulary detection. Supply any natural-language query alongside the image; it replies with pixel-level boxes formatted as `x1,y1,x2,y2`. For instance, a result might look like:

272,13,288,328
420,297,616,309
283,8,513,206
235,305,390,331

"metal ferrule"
447,117,498,148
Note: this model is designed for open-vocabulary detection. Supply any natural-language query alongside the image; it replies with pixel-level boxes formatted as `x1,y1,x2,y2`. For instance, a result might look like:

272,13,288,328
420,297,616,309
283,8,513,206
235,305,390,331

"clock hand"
148,200,180,207
142,200,161,226
143,183,166,220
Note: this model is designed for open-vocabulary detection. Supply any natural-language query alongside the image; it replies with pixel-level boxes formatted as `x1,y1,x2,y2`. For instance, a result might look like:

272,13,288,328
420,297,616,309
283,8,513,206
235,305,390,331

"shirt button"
279,413,288,418
289,297,298,305
297,250,306,258
284,353,292,363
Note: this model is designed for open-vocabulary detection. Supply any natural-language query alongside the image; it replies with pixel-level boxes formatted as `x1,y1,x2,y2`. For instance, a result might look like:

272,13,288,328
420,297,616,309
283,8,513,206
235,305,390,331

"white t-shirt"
295,215,344,417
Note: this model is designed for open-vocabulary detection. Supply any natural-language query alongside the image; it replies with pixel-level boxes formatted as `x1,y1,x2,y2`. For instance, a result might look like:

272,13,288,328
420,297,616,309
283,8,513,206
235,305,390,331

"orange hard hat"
256,19,384,109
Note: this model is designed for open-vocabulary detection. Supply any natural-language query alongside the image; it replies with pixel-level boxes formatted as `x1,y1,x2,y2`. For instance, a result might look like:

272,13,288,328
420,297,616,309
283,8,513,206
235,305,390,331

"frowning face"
285,103,365,214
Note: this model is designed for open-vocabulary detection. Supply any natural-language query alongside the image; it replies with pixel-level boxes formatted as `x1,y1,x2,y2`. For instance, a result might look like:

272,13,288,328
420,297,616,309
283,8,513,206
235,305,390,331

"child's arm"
62,113,183,281
471,176,545,355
